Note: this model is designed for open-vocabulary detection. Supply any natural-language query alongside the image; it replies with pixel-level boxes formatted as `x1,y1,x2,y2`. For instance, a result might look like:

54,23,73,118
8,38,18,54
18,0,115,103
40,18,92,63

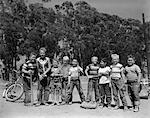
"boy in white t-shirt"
66,59,85,104
98,58,112,109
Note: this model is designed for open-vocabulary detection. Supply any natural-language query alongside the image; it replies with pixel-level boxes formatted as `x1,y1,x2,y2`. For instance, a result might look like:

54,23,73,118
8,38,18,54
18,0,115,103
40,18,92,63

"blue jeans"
127,81,140,106
86,78,100,102
23,77,31,104
111,79,127,106
99,83,112,105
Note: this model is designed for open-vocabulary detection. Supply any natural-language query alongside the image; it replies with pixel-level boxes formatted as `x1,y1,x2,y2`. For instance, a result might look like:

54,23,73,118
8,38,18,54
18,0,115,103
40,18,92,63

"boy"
124,55,141,112
36,47,51,106
50,59,62,106
59,56,71,105
22,52,37,106
66,59,85,104
110,54,128,110
85,56,100,104
98,58,112,109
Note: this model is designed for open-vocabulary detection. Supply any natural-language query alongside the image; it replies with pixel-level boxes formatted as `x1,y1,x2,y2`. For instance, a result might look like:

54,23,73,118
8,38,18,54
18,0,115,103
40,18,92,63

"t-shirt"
60,64,70,79
99,66,111,84
51,66,61,75
110,63,123,79
22,60,37,79
51,66,61,82
36,57,51,75
125,64,141,81
69,66,83,80
86,64,99,75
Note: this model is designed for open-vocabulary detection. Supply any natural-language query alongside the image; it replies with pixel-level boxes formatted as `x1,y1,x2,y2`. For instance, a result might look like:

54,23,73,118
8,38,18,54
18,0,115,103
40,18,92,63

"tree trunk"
78,48,83,68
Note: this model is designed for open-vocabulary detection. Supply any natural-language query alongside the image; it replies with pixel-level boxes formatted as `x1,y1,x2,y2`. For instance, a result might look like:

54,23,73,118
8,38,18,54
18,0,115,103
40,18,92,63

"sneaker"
51,102,55,106
124,106,128,111
113,105,119,110
107,105,112,109
129,107,134,111
61,101,66,105
35,102,41,107
69,102,73,105
56,102,60,106
99,105,104,109
99,103,104,109
24,103,33,106
133,106,139,112
81,100,85,104
43,102,49,106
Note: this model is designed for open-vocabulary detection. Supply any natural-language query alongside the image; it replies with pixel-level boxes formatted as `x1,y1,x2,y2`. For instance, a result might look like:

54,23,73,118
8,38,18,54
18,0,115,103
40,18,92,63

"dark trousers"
111,79,127,106
66,79,85,103
37,77,50,103
86,78,100,102
23,77,31,104
99,83,111,105
127,81,140,107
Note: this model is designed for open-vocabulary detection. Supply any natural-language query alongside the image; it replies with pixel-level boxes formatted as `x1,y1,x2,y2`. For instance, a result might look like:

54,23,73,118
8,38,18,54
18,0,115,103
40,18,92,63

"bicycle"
3,69,24,102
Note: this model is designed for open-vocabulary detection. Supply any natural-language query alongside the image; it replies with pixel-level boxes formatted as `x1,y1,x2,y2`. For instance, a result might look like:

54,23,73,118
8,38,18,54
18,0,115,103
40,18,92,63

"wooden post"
147,23,150,90
142,13,150,97
30,73,34,105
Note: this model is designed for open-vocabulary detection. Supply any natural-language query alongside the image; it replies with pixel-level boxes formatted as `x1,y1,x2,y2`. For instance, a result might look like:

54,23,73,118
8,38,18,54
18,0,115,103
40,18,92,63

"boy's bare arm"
43,58,51,75
22,64,31,74
138,72,142,83
22,68,31,74
78,66,84,74
68,76,71,85
121,68,127,83
36,60,41,77
85,66,89,77
101,71,109,75
137,68,142,83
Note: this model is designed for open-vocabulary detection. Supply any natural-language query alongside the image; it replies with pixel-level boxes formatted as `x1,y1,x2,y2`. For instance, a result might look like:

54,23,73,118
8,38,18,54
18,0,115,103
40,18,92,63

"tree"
0,0,146,70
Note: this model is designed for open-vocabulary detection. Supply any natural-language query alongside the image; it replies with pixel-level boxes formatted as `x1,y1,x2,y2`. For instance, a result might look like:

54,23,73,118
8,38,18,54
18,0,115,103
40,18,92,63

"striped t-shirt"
22,60,37,79
87,64,100,75
110,63,123,79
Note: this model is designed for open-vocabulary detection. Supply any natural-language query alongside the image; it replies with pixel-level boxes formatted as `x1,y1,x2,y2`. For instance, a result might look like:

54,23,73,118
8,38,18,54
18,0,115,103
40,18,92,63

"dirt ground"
0,77,150,118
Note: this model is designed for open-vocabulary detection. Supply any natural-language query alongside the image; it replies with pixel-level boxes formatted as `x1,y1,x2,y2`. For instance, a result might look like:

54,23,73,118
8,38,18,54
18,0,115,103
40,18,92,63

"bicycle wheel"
5,83,23,102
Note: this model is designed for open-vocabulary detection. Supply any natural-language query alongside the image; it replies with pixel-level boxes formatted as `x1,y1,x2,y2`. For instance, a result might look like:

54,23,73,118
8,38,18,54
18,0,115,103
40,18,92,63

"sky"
28,0,150,21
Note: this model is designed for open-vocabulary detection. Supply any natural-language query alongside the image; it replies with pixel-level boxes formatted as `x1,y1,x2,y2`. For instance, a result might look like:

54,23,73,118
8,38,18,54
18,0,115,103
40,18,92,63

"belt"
127,80,138,83
111,77,121,80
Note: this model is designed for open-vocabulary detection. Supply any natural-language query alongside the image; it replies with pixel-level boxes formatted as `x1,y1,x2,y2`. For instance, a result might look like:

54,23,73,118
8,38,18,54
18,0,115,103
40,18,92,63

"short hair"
30,52,37,57
101,58,107,63
53,59,58,63
111,54,119,60
127,55,136,61
63,56,69,61
91,56,98,60
72,59,78,63
39,47,46,52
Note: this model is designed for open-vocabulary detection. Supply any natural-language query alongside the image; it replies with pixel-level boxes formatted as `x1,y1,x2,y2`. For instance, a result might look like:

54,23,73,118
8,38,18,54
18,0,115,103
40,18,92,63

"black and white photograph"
0,0,150,118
